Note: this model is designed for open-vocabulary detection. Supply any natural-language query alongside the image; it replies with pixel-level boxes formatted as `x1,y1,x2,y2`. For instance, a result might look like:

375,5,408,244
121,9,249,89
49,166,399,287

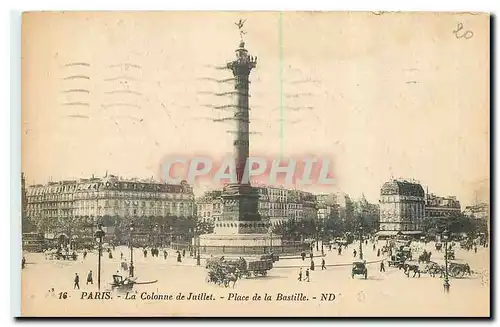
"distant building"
425,193,461,218
463,203,489,221
379,179,425,231
197,185,319,227
256,186,288,226
196,190,223,223
287,189,317,221
22,172,27,219
25,174,195,231
315,193,340,222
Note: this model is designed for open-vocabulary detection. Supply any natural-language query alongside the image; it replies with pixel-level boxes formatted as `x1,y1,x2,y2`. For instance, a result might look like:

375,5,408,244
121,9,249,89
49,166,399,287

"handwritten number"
453,23,474,39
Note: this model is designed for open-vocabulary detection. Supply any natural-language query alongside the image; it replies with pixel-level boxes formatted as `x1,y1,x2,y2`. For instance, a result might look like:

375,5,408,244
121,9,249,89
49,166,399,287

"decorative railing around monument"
170,242,309,256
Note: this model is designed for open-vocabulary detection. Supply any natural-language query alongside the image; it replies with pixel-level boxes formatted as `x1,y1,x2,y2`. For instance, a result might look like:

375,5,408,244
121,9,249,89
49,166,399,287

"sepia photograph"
19,11,490,317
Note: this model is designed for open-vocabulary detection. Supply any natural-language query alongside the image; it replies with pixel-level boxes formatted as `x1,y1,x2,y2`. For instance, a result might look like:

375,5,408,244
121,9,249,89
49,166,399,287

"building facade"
256,186,288,226
315,193,340,222
288,190,317,221
197,185,319,228
25,175,195,231
425,193,461,218
463,203,489,221
379,179,425,231
196,190,223,222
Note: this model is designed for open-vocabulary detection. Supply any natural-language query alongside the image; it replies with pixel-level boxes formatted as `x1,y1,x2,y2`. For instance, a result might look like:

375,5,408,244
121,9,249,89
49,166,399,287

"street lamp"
359,226,364,260
153,224,159,247
443,229,450,293
129,223,135,278
196,227,201,266
94,224,105,291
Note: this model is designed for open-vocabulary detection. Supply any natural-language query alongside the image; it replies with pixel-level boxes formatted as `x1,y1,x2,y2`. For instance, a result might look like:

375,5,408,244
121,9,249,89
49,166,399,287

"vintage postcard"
19,11,490,317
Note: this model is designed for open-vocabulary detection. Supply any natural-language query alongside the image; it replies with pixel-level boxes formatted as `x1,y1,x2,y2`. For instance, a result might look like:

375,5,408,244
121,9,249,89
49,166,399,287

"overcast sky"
21,12,489,204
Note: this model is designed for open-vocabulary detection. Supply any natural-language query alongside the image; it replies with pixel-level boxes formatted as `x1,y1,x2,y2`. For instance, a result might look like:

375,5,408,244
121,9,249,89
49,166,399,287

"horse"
224,271,239,288
404,263,421,278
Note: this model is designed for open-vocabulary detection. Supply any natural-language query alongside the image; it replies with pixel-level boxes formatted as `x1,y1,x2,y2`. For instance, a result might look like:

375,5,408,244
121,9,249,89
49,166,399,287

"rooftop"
381,179,425,197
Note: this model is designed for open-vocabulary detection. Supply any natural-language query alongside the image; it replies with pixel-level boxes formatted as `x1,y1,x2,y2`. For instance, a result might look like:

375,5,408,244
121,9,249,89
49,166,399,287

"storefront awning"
401,231,423,235
374,231,400,237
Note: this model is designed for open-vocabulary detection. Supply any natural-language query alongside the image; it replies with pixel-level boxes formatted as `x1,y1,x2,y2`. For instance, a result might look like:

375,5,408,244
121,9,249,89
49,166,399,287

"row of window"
215,222,270,228
28,192,193,202
74,200,193,209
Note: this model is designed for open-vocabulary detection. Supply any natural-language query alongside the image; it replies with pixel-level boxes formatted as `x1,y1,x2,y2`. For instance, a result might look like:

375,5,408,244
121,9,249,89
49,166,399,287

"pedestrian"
182,249,186,257
298,268,303,282
474,246,478,253
22,257,26,269
310,252,313,260
353,249,357,258
164,250,168,259
412,266,421,278
108,252,113,259
305,268,310,282
177,252,182,263
321,258,326,270
301,251,306,261
338,247,342,255
83,250,87,260
74,273,80,290
143,249,147,258
321,248,324,256
310,259,315,271
87,270,93,285
373,244,376,251
380,261,385,272
377,249,381,257
120,252,123,260
329,244,332,251
365,240,368,245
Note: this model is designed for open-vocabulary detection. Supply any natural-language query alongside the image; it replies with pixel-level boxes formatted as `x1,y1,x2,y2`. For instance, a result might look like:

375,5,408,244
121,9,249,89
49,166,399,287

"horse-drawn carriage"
418,250,432,263
423,260,471,278
351,260,367,279
206,258,240,287
388,246,412,268
435,242,443,251
448,261,471,277
44,249,77,261
206,256,274,287
110,275,137,292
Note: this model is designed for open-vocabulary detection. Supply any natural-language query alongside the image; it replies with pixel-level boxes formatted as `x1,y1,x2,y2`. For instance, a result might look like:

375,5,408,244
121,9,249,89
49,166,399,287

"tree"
196,219,214,235
22,215,35,233
344,195,356,232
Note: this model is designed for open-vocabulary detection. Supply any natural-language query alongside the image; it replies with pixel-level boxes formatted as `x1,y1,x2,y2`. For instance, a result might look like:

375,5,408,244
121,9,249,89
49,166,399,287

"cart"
351,260,367,279
448,261,471,277
445,249,455,260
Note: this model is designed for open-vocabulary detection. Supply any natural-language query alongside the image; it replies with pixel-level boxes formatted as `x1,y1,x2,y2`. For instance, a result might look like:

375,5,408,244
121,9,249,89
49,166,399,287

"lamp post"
443,229,450,293
94,224,105,291
153,224,159,247
129,223,135,278
269,222,273,251
359,226,364,260
196,226,201,266
168,226,173,246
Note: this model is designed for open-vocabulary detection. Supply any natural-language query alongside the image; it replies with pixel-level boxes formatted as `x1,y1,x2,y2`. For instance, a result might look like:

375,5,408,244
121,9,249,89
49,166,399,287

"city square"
19,12,490,317
21,239,489,317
